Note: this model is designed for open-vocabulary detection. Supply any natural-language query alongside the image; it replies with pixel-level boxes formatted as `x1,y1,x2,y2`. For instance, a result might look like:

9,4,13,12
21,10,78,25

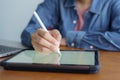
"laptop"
0,40,27,58
0,45,23,58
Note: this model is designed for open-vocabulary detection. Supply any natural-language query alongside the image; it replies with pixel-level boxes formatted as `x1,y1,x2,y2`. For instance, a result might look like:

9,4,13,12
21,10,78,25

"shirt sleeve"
66,1,120,51
21,0,60,48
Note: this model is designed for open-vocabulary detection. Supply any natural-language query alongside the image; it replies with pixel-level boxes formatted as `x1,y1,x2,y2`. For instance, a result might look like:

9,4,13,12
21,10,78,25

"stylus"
33,11,61,56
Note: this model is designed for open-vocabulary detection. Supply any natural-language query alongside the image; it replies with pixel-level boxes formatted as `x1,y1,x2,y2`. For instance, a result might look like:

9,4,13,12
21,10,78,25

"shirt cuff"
66,31,86,48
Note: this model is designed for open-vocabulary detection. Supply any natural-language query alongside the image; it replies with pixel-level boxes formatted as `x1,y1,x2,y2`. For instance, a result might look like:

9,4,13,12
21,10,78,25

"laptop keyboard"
0,45,23,57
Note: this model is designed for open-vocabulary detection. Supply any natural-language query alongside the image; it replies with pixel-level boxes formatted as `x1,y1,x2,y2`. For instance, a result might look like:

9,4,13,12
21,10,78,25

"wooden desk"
0,47,120,80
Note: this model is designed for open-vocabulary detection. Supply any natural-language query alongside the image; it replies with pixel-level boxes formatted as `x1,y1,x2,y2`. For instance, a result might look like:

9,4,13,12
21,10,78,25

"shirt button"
73,20,77,24
90,46,94,49
71,43,75,47
74,7,77,10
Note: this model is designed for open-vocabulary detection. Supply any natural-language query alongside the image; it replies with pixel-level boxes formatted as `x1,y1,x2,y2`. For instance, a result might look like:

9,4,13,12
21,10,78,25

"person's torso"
56,0,114,38
38,0,117,38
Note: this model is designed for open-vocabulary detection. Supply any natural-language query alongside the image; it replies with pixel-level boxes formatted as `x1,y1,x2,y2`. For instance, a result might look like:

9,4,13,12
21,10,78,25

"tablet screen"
6,50,95,65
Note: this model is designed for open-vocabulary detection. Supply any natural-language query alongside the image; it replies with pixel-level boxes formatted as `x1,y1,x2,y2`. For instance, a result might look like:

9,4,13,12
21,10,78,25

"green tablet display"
6,50,95,65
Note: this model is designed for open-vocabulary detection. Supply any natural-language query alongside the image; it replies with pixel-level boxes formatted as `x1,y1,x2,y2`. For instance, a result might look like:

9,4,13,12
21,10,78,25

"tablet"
0,50,100,73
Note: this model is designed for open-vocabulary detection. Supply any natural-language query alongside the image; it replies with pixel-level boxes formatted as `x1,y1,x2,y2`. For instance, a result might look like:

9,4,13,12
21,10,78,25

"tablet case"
0,50,100,74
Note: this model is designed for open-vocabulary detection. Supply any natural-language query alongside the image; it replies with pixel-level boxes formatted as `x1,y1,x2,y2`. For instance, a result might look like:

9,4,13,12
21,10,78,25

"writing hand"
31,29,61,53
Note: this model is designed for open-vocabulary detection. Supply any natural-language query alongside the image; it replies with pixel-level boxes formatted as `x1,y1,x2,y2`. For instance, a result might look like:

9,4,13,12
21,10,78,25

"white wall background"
0,0,44,42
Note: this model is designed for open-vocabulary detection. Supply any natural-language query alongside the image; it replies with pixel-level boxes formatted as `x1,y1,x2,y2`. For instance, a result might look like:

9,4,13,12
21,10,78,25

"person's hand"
31,29,61,53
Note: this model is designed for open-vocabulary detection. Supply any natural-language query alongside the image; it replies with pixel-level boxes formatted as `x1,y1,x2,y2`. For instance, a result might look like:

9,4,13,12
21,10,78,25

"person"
21,0,120,53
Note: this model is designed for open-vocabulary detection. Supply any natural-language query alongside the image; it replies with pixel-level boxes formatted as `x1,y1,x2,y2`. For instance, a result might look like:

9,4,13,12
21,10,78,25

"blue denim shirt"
21,0,120,51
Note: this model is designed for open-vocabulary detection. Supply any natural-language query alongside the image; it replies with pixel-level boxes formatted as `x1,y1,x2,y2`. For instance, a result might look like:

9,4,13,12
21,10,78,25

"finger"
31,32,39,42
49,29,61,42
32,33,57,51
49,29,61,47
37,29,58,46
32,40,53,53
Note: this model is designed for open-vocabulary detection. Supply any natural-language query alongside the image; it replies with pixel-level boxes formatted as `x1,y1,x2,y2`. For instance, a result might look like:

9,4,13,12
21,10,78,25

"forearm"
66,31,120,51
